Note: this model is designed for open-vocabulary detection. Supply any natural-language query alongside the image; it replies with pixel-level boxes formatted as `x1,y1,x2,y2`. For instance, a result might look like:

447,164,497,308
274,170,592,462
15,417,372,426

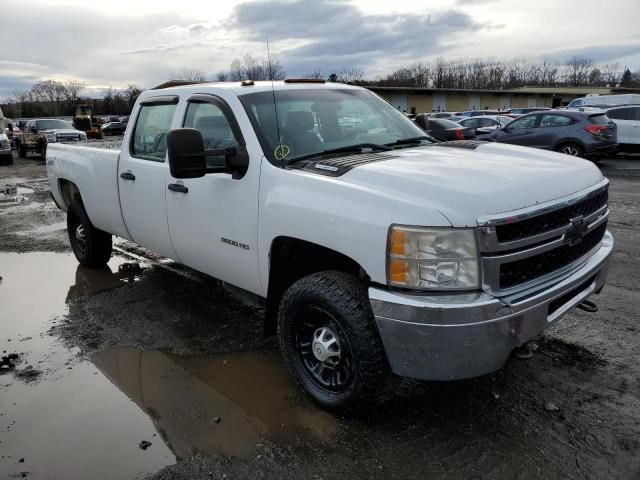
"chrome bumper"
369,231,613,381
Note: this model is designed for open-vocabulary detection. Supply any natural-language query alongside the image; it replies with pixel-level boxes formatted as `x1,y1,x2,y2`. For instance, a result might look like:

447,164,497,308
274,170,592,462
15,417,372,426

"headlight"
79,132,88,141
387,226,480,290
0,140,9,149
45,134,56,142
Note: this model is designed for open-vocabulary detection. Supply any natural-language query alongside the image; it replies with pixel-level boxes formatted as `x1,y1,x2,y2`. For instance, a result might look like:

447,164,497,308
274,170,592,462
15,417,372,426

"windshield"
239,88,431,164
36,119,71,130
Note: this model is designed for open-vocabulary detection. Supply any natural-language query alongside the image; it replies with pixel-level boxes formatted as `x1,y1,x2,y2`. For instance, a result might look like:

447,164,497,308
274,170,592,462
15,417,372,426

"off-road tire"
67,199,112,267
16,141,26,158
556,142,584,158
278,270,396,413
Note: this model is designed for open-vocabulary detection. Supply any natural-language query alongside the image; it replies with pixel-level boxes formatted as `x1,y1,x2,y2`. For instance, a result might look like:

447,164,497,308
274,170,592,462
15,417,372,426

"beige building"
366,85,640,113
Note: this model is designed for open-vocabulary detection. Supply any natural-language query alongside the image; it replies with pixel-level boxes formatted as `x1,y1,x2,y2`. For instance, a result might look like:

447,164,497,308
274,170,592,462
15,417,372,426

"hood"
343,142,604,226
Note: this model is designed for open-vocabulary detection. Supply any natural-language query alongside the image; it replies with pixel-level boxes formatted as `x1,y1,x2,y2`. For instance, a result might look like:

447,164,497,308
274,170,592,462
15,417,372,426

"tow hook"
577,300,598,313
512,341,538,360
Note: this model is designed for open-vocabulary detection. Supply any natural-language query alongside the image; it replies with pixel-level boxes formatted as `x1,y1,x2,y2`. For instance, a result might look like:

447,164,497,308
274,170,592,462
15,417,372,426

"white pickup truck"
47,80,613,411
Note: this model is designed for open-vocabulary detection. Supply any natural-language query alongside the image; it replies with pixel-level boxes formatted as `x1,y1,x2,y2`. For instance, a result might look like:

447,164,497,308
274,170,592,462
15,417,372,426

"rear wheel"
556,142,583,157
16,141,26,158
278,270,396,413
39,141,47,159
67,199,112,267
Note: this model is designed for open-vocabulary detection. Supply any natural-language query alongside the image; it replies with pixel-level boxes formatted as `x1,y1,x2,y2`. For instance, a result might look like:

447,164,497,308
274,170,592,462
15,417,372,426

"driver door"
165,94,261,294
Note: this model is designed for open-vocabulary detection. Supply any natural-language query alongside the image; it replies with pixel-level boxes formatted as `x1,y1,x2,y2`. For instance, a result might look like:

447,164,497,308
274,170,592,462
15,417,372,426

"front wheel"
556,142,583,157
278,271,396,413
67,199,112,267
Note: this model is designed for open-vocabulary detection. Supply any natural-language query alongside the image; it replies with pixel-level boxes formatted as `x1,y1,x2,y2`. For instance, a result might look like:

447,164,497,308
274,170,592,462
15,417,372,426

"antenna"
266,35,286,165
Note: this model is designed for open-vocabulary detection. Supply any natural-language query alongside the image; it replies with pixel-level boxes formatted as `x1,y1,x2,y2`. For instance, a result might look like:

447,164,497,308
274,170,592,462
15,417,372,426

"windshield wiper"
287,143,392,165
385,136,432,146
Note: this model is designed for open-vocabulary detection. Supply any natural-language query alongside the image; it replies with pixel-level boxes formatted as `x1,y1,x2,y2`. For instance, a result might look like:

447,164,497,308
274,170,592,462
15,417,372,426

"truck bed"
47,143,130,239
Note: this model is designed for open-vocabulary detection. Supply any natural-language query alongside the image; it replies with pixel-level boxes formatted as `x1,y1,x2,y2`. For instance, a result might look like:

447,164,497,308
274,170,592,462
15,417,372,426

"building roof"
364,85,640,95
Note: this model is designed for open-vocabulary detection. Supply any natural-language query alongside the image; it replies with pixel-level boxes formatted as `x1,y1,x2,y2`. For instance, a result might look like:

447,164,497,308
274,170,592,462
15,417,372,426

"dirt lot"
1,150,639,479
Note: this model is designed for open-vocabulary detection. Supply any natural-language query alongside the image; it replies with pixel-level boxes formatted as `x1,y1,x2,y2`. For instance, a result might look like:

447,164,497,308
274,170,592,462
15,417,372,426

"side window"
508,115,537,129
131,103,177,161
462,118,479,128
607,109,628,120
184,102,240,167
540,114,572,127
478,118,496,127
633,108,640,121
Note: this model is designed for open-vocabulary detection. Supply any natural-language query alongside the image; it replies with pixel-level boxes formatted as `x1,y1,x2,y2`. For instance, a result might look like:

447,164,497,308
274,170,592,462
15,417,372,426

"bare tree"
170,67,207,82
601,63,620,86
338,67,364,84
304,68,323,79
63,79,85,102
223,54,285,81
565,56,594,86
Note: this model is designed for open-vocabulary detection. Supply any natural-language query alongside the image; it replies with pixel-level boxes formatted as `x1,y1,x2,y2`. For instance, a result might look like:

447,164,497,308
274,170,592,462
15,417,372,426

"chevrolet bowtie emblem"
565,217,589,246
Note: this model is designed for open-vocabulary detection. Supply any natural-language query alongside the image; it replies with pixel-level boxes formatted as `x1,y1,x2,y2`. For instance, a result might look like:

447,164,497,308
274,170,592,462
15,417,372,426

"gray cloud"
544,43,640,64
228,0,485,76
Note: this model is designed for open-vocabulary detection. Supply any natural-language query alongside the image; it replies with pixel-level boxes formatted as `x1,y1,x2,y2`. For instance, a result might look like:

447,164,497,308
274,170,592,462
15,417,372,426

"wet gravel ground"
1,150,639,479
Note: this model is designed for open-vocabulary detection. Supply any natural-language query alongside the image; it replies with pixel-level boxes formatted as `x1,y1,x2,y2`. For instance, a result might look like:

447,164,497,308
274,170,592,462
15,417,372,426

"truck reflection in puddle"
67,261,143,299
67,258,337,459
91,348,337,459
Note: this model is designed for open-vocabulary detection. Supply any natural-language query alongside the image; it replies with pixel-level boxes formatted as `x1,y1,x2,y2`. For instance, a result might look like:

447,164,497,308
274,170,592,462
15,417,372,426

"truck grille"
499,222,607,289
479,182,609,294
496,189,608,242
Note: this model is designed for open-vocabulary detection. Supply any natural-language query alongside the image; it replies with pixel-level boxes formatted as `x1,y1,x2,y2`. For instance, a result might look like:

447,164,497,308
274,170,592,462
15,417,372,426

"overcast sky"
1,0,639,99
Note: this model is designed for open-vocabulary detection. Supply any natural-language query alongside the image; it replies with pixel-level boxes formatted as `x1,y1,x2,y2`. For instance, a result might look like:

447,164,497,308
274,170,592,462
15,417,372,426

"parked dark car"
414,114,476,141
100,121,127,136
507,107,551,115
461,110,501,117
486,110,617,159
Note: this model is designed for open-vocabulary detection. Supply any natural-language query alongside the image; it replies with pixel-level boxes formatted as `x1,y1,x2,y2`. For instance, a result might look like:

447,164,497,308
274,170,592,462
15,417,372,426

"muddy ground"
1,151,639,480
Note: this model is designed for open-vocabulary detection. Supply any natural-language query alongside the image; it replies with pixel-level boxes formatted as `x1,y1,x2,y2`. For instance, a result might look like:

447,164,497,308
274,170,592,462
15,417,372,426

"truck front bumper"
369,231,613,381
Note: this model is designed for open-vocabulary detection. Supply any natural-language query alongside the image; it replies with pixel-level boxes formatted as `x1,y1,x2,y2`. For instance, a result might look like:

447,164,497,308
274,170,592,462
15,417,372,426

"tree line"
2,80,142,119
3,54,639,119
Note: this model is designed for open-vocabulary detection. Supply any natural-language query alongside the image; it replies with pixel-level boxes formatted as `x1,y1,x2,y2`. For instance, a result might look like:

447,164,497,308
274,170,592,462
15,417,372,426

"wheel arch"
57,178,83,210
263,236,370,336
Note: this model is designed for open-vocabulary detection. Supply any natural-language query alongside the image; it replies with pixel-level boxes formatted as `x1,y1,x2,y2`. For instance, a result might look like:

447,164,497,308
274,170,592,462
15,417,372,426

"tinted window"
539,114,572,127
588,114,611,125
478,118,497,127
131,103,177,161
607,108,638,121
184,102,240,168
460,118,479,128
507,115,537,129
430,118,461,129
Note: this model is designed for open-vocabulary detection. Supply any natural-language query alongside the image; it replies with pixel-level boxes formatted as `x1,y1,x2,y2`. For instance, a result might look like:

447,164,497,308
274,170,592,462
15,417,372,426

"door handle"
120,171,136,181
168,183,188,193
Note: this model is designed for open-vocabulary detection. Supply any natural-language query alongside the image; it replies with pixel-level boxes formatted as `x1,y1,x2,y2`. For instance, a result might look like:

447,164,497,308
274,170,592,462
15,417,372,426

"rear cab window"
131,96,178,161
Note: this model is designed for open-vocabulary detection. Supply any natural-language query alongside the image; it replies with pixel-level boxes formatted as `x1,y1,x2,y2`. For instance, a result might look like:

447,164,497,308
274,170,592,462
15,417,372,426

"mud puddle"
0,252,335,479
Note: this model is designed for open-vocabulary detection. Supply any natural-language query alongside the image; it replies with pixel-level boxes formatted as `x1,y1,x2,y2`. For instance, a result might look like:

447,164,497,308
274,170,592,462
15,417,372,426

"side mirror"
167,128,249,180
167,128,207,179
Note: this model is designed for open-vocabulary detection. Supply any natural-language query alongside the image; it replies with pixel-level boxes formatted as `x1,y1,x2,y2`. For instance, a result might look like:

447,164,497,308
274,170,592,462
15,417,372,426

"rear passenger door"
534,114,574,149
118,95,179,259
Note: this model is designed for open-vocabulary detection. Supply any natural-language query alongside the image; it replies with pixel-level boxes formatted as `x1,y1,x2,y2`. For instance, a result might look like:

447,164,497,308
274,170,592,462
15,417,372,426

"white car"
457,115,514,135
46,80,613,411
605,105,640,153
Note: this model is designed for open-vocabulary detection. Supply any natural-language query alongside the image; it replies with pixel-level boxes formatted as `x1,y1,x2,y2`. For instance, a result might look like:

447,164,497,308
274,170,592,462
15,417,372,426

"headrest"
285,110,315,133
